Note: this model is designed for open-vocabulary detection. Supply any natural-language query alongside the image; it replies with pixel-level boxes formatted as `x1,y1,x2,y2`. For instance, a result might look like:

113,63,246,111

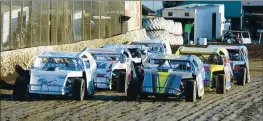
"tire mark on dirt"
188,84,262,121
160,78,262,120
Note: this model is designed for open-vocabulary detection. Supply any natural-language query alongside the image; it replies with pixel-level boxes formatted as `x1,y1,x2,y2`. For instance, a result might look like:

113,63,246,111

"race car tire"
13,76,28,101
185,80,196,102
238,67,246,86
72,78,85,101
127,81,140,101
117,72,126,92
216,74,226,94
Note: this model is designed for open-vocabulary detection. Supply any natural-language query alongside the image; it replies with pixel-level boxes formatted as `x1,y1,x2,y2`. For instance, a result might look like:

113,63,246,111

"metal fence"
0,1,125,51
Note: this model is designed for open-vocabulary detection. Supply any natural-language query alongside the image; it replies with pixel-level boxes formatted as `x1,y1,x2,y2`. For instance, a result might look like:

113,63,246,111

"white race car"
85,48,137,93
103,44,145,66
129,39,172,61
13,50,97,101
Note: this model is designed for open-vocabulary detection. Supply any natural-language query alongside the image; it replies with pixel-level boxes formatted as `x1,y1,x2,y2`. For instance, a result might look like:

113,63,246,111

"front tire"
72,78,85,101
127,81,139,101
13,77,28,101
117,72,126,92
238,68,246,86
185,80,196,102
216,74,226,94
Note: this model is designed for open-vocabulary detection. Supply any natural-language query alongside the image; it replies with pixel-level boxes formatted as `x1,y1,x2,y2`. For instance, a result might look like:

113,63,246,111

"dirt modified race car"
102,44,144,66
85,48,137,93
208,45,250,85
175,47,233,94
129,39,172,56
131,54,205,102
13,50,97,101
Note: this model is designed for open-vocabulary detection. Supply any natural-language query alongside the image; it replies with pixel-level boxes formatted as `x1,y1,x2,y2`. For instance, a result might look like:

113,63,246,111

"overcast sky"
142,1,163,11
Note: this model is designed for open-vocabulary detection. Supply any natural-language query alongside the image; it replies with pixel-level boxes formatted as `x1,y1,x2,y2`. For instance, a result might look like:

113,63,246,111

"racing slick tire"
117,72,126,92
216,74,226,94
238,67,246,86
127,81,140,101
185,80,196,102
72,78,85,101
13,76,28,101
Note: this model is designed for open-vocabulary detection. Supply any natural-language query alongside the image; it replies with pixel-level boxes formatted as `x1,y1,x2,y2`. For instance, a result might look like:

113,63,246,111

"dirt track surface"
1,75,262,121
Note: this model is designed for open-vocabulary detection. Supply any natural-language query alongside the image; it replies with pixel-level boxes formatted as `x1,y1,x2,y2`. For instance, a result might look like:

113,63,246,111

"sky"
142,1,163,11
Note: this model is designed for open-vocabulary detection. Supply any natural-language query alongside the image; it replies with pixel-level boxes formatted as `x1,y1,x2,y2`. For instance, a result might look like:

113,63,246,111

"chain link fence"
0,1,125,51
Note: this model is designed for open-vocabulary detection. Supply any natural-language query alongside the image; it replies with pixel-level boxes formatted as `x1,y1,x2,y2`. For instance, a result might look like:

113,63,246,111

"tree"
162,1,183,8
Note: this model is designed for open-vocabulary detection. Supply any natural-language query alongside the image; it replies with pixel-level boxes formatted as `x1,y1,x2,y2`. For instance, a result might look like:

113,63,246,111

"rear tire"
13,77,28,101
238,68,246,86
127,81,140,101
117,72,126,92
216,74,226,94
72,78,85,101
185,80,196,102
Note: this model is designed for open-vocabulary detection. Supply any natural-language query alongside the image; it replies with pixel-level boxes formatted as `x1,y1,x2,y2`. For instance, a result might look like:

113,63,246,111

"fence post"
47,1,50,45
9,1,13,50
30,1,33,47
63,1,65,44
90,1,92,40
39,1,42,46
99,2,101,38
20,1,24,48
55,0,58,45
72,1,74,42
82,1,84,41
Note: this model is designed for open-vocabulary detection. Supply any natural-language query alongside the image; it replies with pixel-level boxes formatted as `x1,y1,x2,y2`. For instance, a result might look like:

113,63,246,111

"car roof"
84,48,125,54
179,47,218,54
103,44,145,49
208,45,246,50
38,51,84,58
131,40,164,44
150,54,191,61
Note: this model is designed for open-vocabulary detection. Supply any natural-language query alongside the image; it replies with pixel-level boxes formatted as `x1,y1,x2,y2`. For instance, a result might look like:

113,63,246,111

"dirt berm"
0,29,149,83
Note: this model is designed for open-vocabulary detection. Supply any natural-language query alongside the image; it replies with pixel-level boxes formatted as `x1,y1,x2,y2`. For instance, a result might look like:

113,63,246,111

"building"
1,5,29,43
242,1,263,40
163,4,225,41
181,1,241,30
1,1,142,51
142,4,156,18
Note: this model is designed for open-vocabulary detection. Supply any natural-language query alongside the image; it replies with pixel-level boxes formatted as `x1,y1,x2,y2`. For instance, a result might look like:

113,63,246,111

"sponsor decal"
38,78,57,85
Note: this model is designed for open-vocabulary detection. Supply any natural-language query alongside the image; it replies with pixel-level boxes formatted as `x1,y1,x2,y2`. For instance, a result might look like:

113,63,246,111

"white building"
162,4,226,41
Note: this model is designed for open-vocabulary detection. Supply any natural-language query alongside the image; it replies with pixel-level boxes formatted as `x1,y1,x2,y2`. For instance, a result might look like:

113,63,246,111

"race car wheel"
117,72,126,92
216,74,226,94
185,80,196,102
238,67,246,86
139,93,148,99
127,81,139,101
13,76,28,101
72,78,85,101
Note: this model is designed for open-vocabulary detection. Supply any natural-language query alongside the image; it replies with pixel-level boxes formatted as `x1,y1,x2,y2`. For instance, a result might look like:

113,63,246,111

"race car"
85,48,137,93
128,54,205,102
129,39,172,57
175,46,233,94
102,44,145,66
13,50,97,101
208,45,250,85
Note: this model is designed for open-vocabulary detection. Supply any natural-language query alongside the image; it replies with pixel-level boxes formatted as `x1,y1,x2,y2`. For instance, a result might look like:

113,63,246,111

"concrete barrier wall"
0,29,149,83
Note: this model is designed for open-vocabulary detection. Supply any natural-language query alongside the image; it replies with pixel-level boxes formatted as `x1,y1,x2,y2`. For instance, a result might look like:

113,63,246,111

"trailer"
162,4,228,43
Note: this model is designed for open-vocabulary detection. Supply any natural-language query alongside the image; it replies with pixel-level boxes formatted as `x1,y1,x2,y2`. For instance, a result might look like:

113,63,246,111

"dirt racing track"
0,75,262,121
